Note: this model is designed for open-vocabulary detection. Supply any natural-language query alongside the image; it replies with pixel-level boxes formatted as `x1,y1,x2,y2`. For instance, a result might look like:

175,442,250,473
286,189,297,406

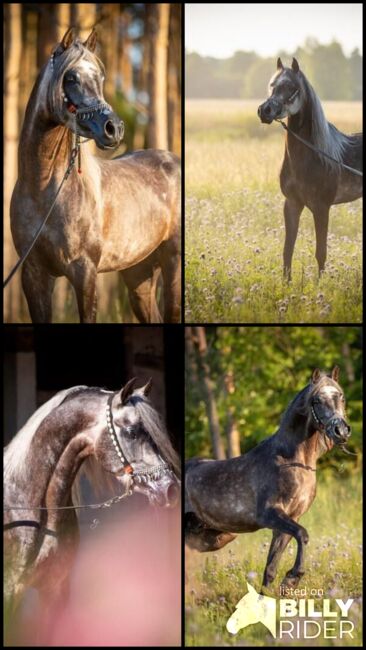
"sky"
185,3,363,58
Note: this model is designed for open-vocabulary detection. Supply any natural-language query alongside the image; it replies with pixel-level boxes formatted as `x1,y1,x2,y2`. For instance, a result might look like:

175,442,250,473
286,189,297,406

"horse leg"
259,507,309,588
22,261,55,323
67,258,98,323
185,512,236,552
261,530,292,591
158,239,181,323
122,259,162,323
312,206,330,275
283,198,303,280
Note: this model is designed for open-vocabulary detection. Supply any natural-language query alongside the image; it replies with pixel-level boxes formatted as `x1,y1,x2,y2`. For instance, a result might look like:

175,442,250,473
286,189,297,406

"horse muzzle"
146,476,180,508
94,113,124,150
325,417,351,445
257,99,282,124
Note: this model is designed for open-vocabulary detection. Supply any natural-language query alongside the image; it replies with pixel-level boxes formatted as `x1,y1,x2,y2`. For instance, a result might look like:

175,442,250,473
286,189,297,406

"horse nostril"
264,105,272,115
104,120,116,138
334,425,341,436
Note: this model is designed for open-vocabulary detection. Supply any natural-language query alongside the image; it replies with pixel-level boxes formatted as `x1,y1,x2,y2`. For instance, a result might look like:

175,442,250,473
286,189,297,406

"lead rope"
276,119,363,177
3,144,80,289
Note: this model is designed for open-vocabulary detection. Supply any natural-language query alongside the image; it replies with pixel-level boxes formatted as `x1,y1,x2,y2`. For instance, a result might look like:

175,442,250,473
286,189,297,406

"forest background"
4,3,181,323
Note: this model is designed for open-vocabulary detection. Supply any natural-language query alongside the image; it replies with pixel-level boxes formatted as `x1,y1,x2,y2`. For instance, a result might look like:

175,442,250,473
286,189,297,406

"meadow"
185,100,362,323
185,473,362,646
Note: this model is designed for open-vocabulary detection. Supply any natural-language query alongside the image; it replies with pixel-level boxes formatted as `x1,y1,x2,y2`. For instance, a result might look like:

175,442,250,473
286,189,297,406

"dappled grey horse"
185,367,351,591
258,58,362,279
10,28,181,322
4,378,180,623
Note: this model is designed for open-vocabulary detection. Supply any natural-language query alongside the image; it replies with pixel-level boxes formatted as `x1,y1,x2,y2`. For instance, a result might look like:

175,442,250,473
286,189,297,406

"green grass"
185,474,362,646
185,100,362,324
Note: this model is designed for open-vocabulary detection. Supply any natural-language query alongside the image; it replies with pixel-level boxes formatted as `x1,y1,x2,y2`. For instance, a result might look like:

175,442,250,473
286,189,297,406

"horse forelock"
134,398,181,478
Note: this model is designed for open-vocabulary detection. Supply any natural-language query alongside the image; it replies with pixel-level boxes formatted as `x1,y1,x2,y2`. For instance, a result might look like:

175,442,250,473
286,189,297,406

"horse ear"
292,58,300,73
312,368,321,384
83,28,98,52
331,366,340,383
119,377,138,404
60,28,76,51
277,57,284,70
141,377,153,396
134,377,153,398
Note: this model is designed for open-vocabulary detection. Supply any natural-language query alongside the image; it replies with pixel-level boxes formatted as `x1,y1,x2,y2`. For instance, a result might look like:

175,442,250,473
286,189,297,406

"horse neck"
275,395,323,467
22,400,96,506
18,68,76,190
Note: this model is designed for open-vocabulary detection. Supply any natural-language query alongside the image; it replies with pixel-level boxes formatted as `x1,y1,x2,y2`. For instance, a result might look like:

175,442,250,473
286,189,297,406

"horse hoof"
280,574,301,589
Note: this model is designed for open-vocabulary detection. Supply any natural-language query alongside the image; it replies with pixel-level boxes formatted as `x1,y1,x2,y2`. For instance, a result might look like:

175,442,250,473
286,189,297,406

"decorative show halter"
310,399,356,456
106,392,172,483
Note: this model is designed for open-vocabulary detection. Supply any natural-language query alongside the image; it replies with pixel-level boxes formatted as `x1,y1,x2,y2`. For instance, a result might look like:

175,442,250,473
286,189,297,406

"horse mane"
4,386,87,483
298,70,349,169
134,396,181,478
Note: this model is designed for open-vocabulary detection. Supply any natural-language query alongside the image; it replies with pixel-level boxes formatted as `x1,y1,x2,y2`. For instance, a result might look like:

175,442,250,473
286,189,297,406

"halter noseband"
106,393,173,483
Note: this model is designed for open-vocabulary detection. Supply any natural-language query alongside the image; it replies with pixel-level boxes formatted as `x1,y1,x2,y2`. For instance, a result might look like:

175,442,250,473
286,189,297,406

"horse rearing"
185,367,351,592
258,58,362,279
10,28,181,323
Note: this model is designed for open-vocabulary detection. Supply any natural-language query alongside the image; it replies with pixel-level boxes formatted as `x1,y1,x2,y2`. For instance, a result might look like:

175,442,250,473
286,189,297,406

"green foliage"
185,327,362,473
186,41,362,100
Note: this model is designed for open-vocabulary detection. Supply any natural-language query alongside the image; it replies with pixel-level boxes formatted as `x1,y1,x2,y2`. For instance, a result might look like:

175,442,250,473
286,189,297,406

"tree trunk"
147,3,169,149
71,3,97,41
193,327,225,460
341,342,355,382
97,4,119,103
224,371,241,458
4,4,22,321
37,4,58,68
55,4,71,42
118,7,133,97
167,4,181,155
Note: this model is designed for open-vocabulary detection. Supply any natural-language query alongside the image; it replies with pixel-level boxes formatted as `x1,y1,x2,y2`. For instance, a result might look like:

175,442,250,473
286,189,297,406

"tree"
4,4,22,320
147,3,169,149
193,327,226,460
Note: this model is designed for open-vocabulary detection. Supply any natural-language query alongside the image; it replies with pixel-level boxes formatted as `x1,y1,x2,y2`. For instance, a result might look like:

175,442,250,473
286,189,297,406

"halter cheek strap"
106,393,133,475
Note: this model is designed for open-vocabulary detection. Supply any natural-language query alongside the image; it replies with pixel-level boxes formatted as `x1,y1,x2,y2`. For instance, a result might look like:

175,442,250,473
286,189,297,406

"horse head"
93,378,181,508
226,582,276,637
307,366,351,448
47,28,124,149
258,57,303,124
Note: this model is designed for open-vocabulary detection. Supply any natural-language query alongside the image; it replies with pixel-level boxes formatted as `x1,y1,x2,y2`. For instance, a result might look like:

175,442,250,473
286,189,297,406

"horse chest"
280,154,336,208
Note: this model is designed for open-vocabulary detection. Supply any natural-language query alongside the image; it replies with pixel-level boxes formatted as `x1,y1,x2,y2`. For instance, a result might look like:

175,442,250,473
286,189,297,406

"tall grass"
185,100,362,324
185,474,362,647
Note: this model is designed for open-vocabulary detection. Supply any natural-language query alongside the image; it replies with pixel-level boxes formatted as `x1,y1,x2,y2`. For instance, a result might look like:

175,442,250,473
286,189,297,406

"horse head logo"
226,582,276,637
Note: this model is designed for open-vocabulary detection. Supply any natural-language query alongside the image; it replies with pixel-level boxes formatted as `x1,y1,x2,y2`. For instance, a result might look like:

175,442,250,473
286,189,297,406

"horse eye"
65,74,77,83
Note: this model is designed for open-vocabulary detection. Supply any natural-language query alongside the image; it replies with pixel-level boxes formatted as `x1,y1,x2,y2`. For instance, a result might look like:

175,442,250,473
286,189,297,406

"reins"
3,73,111,289
3,489,133,514
3,141,81,289
276,119,363,177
